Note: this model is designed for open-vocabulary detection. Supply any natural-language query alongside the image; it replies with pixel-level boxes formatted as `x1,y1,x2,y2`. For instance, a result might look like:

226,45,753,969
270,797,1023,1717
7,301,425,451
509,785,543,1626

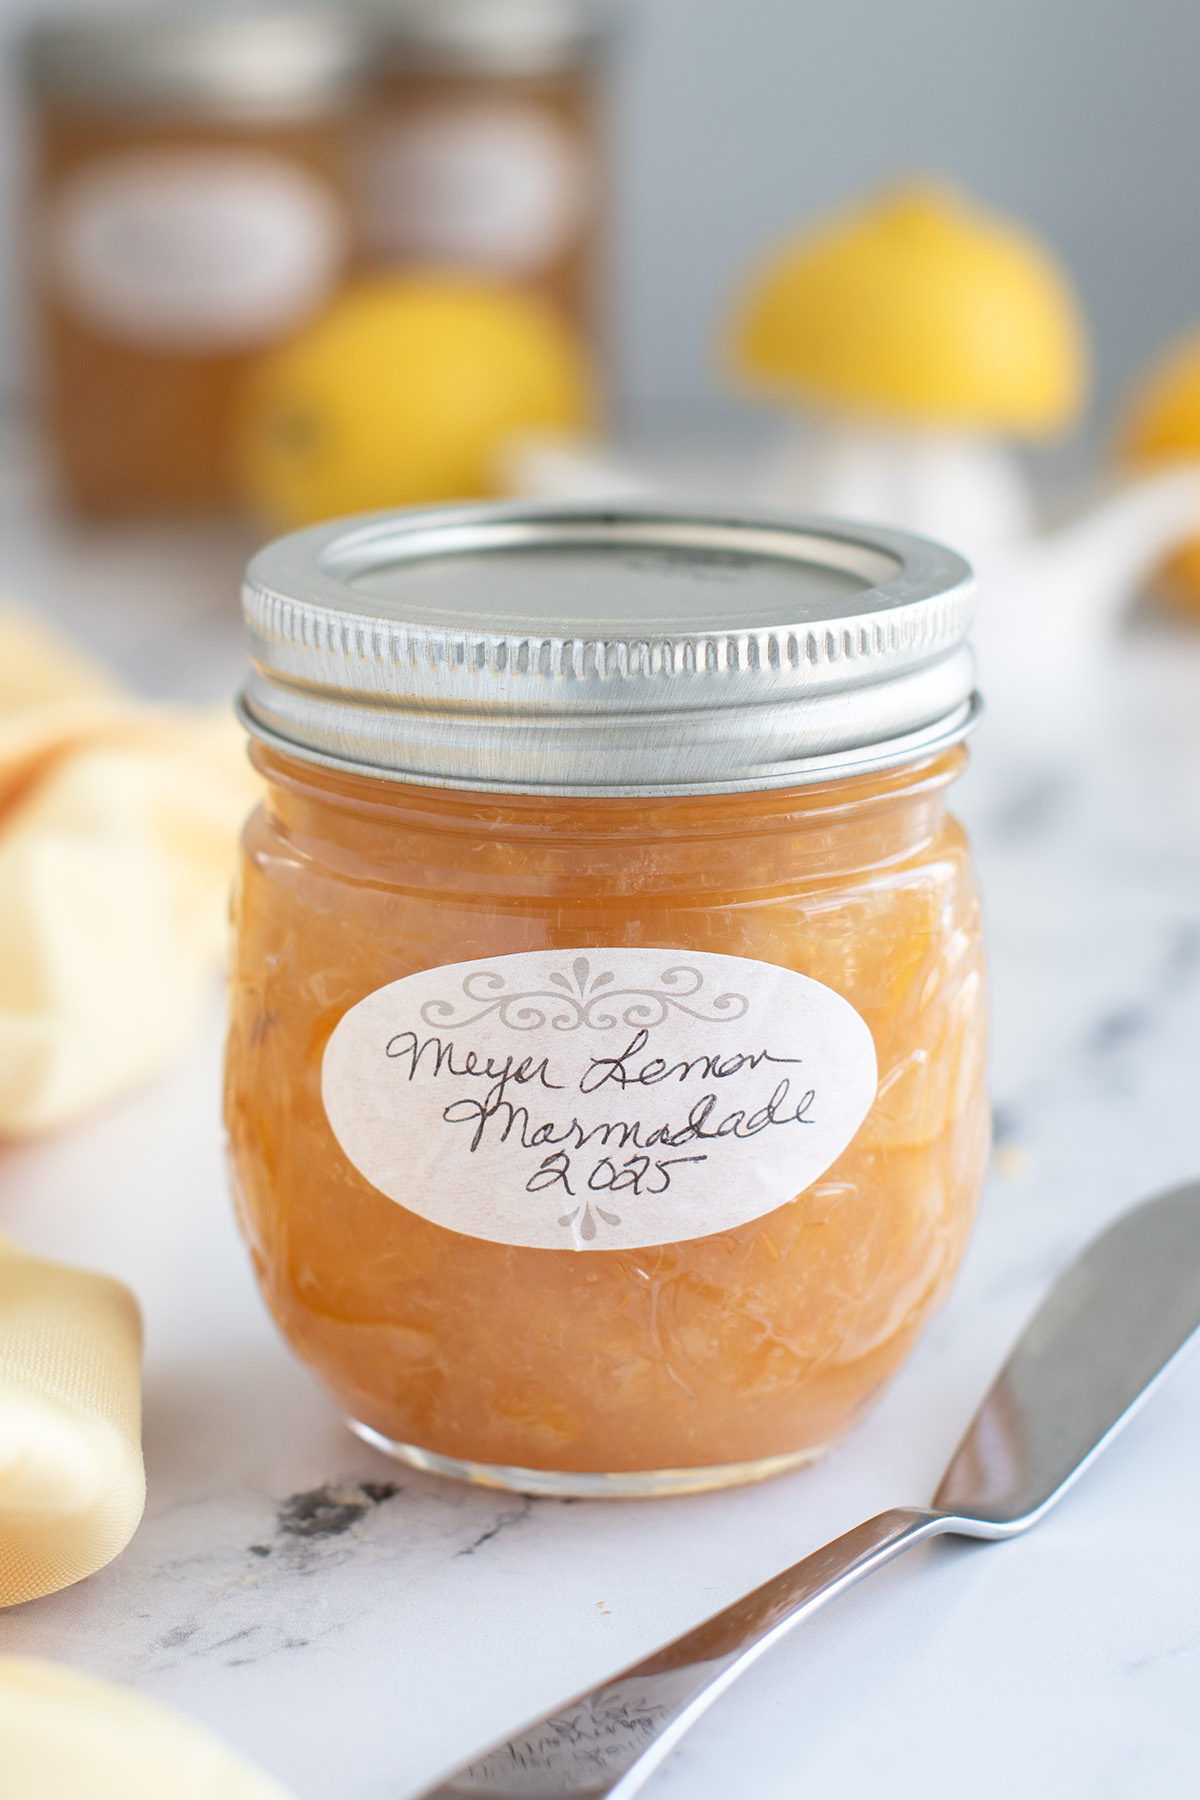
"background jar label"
360,102,591,271
322,947,878,1252
44,149,348,353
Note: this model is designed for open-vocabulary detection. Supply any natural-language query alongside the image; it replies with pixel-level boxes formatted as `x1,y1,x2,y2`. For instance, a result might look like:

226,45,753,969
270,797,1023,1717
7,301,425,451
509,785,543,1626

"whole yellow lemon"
1120,327,1200,613
728,180,1088,435
236,276,596,528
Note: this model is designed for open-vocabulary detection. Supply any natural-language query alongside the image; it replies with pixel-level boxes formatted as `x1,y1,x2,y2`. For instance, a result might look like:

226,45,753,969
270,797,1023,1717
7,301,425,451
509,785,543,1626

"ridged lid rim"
239,500,979,797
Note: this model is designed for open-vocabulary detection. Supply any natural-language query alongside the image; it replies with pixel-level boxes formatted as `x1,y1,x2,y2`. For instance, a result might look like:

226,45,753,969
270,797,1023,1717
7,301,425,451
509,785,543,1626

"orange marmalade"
227,503,988,1495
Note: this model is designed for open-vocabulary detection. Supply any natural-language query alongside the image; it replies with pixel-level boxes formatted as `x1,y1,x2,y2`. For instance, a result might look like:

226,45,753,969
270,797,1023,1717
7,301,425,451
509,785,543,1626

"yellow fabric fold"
0,1233,144,1607
0,1658,295,1797
0,604,260,1135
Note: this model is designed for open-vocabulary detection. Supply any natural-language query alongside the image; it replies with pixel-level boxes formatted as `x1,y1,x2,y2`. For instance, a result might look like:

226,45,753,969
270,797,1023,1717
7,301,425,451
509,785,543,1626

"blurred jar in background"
360,0,610,346
25,8,369,514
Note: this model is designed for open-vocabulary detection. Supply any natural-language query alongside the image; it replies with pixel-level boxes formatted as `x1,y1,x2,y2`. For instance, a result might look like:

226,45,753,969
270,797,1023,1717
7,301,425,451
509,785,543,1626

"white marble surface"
1,451,1200,1799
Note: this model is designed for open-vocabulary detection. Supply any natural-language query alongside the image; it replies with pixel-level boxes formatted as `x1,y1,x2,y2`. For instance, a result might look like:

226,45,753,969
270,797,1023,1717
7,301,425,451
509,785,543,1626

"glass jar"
226,503,989,1497
358,0,610,344
24,8,368,514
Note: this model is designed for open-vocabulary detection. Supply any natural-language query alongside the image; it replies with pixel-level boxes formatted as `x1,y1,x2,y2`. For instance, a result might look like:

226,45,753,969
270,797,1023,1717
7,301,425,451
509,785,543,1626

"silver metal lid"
24,8,370,121
373,0,612,76
238,502,979,797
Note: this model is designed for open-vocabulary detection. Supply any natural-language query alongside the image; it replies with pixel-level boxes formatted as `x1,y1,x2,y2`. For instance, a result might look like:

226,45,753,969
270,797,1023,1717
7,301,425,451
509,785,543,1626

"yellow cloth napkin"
0,605,260,1135
0,1233,143,1607
0,1658,295,1797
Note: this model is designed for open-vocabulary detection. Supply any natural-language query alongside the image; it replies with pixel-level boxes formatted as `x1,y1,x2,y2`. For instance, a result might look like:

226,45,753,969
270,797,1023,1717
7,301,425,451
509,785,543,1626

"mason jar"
24,7,368,513
225,503,989,1496
358,0,610,344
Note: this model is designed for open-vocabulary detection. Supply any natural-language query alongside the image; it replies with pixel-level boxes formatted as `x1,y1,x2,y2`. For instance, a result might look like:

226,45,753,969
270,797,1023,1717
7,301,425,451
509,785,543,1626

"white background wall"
5,0,1200,441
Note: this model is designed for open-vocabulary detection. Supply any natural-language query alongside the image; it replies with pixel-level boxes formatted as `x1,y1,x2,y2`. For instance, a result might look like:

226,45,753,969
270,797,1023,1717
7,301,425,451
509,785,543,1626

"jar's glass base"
346,1417,831,1498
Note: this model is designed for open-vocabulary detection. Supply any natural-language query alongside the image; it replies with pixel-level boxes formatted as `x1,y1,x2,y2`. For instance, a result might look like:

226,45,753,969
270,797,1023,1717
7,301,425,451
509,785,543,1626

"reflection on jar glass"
24,8,369,514
225,503,990,1499
359,0,611,344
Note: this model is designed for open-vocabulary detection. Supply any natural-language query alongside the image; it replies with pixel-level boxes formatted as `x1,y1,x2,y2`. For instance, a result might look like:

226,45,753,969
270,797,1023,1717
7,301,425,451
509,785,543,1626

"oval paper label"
322,949,877,1252
46,149,348,352
361,103,590,271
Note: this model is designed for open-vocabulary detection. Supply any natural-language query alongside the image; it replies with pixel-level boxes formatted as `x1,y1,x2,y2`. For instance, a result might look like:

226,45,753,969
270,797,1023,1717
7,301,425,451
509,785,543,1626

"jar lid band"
239,501,980,797
374,0,614,76
24,10,370,120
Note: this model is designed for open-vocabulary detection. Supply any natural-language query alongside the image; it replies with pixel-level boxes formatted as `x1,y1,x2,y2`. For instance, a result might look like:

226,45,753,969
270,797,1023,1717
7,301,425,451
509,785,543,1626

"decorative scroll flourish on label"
321,948,878,1252
420,956,750,1033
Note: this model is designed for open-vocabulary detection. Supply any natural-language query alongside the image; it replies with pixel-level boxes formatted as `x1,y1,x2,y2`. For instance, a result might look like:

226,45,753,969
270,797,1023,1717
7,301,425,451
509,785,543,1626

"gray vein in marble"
277,1482,402,1542
1125,1637,1200,1677
456,1499,537,1557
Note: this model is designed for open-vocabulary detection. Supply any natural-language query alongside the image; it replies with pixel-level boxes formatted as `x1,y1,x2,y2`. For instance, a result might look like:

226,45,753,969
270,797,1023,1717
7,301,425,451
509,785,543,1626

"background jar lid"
23,8,371,122
239,501,979,796
372,0,614,78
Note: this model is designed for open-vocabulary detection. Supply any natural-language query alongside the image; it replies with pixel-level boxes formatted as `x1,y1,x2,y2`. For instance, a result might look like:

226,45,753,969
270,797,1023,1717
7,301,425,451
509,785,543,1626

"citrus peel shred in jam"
225,743,989,1480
